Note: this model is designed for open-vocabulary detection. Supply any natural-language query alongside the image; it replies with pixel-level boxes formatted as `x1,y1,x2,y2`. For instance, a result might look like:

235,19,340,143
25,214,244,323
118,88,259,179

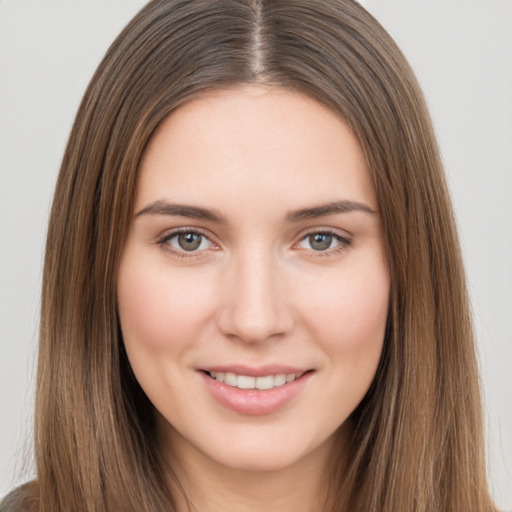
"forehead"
136,86,377,214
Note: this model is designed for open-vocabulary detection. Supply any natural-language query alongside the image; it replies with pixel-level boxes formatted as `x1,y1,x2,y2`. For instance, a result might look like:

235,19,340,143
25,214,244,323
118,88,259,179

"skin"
117,86,390,512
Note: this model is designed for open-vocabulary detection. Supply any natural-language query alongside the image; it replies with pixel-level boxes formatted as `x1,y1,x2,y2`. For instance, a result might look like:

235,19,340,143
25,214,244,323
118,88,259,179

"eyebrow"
285,200,377,222
135,199,376,223
135,200,227,223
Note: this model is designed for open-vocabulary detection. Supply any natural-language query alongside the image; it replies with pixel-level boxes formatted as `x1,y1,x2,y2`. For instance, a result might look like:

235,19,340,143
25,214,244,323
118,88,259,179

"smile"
200,368,314,415
208,371,303,390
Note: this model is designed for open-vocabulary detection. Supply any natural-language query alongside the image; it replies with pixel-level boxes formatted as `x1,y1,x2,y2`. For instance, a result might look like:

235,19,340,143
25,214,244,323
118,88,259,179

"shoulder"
0,482,38,512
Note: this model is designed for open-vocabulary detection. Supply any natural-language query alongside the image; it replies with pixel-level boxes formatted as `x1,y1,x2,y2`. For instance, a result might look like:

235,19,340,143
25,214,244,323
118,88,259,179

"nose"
216,249,294,344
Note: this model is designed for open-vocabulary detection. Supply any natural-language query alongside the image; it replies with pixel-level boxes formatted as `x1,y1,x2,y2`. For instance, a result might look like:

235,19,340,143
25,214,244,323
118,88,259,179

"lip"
200,364,309,377
198,366,314,415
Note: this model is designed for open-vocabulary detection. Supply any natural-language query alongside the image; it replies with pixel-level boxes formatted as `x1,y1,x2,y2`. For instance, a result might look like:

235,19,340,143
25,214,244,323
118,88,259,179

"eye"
160,230,214,253
296,231,350,253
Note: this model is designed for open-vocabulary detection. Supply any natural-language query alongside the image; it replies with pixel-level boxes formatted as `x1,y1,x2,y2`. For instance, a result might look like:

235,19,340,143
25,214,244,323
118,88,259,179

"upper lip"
199,365,312,377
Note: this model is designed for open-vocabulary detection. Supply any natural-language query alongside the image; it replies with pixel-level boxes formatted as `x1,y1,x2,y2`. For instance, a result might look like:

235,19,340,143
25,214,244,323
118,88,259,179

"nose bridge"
218,244,292,343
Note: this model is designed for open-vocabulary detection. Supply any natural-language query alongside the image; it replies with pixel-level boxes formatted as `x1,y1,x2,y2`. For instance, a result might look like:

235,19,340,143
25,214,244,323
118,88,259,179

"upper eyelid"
159,226,213,241
296,226,352,241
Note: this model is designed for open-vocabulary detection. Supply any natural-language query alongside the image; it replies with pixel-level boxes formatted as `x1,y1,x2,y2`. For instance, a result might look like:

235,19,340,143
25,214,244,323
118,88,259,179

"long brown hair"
27,0,496,510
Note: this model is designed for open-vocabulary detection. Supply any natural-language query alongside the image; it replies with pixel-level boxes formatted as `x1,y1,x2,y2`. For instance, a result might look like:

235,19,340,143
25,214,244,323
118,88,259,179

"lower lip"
200,371,313,415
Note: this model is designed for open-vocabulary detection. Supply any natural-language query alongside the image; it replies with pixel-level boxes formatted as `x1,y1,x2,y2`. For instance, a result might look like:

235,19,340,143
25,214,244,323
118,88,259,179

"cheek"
304,264,389,423
308,262,388,323
300,258,389,366
117,254,214,355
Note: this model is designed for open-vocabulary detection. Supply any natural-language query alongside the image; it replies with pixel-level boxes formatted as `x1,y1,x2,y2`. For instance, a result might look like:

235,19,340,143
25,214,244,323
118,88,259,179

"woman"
1,0,498,510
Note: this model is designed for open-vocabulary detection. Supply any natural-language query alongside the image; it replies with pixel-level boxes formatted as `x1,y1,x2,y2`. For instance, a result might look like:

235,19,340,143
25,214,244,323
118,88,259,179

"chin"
176,422,339,475
210,446,306,473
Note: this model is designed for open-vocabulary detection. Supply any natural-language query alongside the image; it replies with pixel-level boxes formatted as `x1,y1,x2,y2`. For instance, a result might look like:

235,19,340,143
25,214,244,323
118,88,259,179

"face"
117,86,389,475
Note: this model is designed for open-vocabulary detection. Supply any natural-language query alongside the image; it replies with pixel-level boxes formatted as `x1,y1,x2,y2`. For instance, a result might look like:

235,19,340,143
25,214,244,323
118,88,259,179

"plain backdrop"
0,0,511,508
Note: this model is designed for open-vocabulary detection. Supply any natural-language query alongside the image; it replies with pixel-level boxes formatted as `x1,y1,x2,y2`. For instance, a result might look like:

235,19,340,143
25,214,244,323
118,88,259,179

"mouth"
198,367,314,415
204,370,307,391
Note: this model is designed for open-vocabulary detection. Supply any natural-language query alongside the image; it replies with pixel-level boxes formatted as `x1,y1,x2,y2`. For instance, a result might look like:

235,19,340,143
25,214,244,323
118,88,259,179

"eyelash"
295,229,352,257
156,228,352,258
157,228,216,259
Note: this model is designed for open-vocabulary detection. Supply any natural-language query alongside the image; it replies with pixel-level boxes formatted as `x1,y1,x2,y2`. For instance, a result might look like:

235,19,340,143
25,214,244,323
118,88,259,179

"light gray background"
1,0,511,508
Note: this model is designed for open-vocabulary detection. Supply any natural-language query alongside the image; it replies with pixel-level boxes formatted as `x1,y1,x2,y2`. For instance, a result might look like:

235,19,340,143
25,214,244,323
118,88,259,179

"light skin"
117,86,390,512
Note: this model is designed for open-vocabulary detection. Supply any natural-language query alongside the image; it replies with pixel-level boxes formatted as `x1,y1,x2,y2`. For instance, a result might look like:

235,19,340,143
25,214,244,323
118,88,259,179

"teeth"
209,371,301,390
225,372,237,386
256,375,274,390
273,374,287,386
237,375,256,389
